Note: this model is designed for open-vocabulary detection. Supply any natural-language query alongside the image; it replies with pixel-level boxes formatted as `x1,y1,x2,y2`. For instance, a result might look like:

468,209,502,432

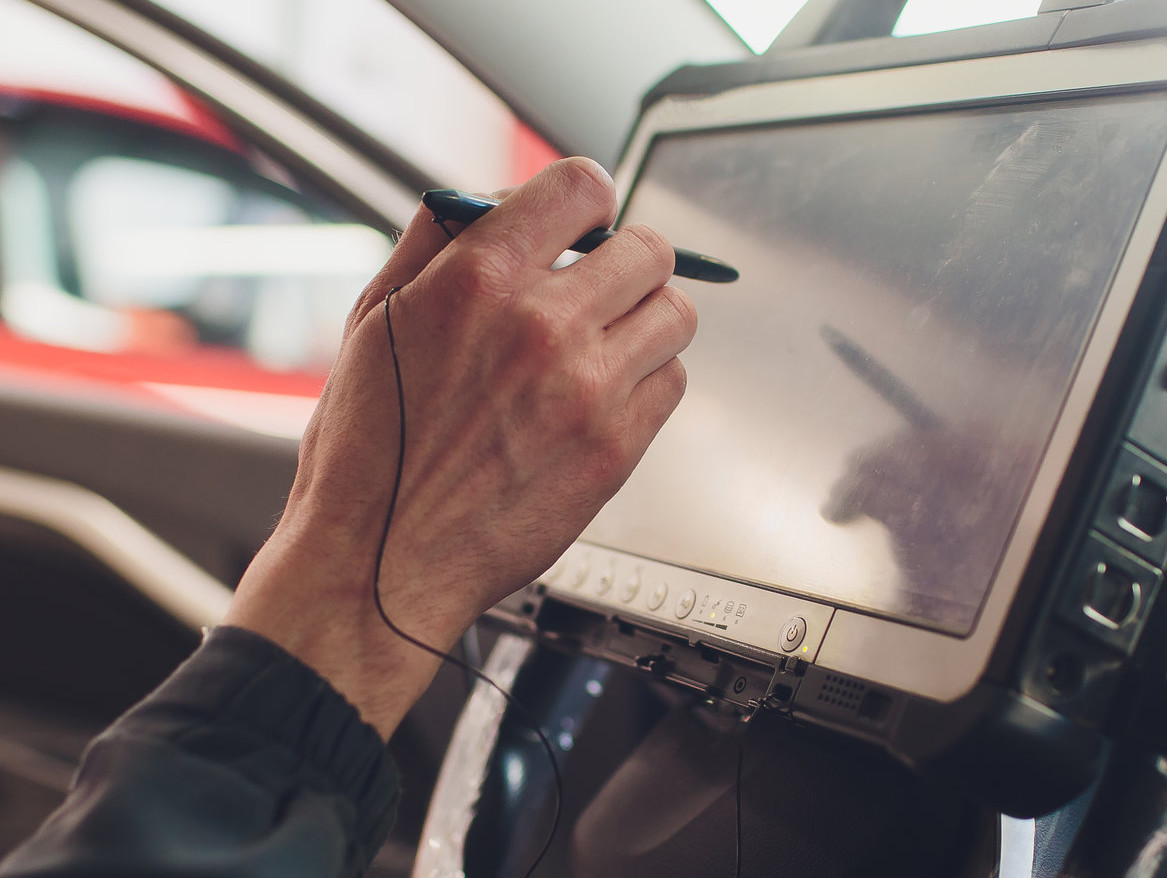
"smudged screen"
585,94,1167,635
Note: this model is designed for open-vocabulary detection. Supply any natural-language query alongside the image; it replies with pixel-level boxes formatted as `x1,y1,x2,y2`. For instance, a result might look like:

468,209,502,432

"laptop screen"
584,91,1167,635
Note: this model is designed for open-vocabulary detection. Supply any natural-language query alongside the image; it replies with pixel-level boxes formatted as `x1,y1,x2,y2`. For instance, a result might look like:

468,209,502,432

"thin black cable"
735,740,744,878
373,286,563,878
430,216,485,694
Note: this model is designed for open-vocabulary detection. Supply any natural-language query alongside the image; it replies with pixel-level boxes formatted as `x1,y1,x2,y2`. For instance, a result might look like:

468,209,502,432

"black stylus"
422,188,739,283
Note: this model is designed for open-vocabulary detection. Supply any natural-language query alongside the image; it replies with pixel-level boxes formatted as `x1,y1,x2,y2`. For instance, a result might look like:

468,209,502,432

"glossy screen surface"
586,93,1167,635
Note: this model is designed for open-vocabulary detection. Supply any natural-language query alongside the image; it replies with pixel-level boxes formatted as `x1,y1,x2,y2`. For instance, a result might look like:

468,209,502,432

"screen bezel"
602,39,1167,703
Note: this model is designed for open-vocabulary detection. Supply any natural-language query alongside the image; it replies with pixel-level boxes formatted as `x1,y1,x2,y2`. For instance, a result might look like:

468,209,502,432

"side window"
69,157,383,371
0,0,390,386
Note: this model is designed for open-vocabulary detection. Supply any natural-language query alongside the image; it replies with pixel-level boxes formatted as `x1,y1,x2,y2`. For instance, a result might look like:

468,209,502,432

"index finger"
460,156,619,272
347,201,456,331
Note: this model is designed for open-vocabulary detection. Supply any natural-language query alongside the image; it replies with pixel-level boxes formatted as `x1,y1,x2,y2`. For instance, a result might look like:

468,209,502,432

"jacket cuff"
105,624,400,871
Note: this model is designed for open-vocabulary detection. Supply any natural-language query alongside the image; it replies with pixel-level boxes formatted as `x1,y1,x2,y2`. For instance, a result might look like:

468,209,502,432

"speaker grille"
817,673,867,713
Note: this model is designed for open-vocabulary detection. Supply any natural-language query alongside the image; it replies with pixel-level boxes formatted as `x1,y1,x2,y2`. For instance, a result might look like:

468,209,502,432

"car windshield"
153,0,561,193
151,0,1072,187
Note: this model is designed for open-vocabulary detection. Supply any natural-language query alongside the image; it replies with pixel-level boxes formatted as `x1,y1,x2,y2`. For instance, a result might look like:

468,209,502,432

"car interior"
3,2,1167,877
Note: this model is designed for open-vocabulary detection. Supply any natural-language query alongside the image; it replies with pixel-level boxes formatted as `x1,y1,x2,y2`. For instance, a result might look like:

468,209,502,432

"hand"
225,158,698,738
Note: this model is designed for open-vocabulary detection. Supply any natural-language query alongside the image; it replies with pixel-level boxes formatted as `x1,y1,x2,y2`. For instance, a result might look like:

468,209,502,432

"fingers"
594,283,696,475
461,156,618,272
603,283,697,388
347,201,456,331
624,356,689,451
384,206,460,286
555,222,675,325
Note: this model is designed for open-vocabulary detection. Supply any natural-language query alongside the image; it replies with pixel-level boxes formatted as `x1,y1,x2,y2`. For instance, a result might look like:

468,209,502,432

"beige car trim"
0,466,232,631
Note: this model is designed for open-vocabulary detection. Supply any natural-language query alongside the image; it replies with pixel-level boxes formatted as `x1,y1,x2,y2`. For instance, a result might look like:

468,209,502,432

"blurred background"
0,0,1046,410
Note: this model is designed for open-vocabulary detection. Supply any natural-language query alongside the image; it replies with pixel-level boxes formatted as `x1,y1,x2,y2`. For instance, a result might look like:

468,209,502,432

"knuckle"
660,285,699,337
346,266,393,333
553,156,616,218
514,300,565,358
620,224,675,279
658,357,688,403
446,240,520,301
574,386,630,470
566,370,606,423
560,372,617,447
592,438,631,488
577,409,631,479
554,366,637,487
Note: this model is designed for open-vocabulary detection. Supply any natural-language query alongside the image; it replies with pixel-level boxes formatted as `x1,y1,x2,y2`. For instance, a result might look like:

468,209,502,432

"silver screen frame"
600,39,1167,703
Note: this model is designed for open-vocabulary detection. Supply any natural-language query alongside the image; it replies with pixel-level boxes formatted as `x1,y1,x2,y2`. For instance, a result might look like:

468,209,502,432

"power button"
780,616,807,653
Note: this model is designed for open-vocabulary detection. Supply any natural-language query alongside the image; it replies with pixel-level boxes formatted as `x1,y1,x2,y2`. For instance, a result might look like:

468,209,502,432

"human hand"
225,158,697,738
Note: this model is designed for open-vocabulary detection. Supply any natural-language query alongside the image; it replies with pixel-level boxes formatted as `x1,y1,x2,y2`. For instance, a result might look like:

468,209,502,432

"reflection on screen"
586,94,1167,635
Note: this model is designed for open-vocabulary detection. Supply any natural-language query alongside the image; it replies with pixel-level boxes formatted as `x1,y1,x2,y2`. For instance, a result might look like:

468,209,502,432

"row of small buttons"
635,577,697,620
546,557,698,619
541,549,822,658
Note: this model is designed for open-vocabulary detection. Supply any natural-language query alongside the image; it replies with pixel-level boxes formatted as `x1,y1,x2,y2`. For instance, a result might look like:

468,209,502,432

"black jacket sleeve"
0,626,401,878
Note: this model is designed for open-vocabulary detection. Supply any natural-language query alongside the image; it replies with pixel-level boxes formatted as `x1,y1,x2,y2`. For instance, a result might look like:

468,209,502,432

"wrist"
225,522,464,741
